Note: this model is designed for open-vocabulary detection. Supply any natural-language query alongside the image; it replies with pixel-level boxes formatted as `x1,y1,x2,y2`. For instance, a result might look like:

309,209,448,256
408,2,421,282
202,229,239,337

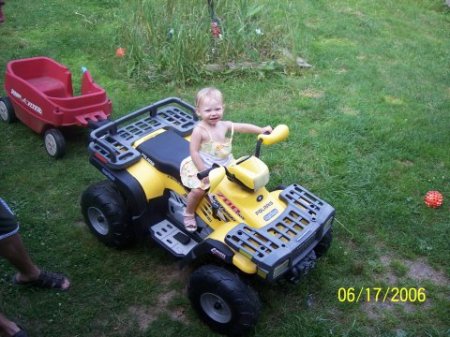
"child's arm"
232,122,272,134
190,127,207,171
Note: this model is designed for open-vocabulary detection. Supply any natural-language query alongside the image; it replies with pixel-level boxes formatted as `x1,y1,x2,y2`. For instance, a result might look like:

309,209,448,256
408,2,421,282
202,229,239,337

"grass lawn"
0,0,449,336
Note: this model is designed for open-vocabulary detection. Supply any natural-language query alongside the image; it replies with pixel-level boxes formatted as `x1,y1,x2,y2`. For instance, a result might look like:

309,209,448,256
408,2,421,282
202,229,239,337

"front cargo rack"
88,97,197,170
225,184,335,280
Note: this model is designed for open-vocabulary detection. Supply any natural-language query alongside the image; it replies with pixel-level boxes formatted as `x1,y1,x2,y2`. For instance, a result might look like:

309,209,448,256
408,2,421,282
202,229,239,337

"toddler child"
180,87,272,232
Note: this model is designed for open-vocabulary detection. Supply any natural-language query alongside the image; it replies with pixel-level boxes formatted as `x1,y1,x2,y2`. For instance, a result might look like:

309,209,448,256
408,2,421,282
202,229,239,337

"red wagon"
0,56,112,158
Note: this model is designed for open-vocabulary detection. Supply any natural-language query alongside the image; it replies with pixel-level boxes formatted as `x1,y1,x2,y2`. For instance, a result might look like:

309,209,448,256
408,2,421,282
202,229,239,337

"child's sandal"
183,214,197,233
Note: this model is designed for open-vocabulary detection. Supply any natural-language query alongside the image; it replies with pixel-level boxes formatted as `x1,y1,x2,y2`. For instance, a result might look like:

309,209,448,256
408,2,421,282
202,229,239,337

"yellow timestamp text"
337,287,427,303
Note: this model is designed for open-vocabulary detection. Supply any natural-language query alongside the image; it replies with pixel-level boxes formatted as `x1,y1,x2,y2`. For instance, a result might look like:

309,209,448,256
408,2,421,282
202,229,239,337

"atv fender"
90,155,148,217
205,222,259,275
183,238,257,274
127,158,187,200
127,159,165,199
90,155,168,234
232,252,257,274
184,238,234,265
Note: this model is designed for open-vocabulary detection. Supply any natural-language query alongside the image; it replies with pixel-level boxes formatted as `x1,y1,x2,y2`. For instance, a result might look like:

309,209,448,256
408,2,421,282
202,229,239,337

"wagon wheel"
44,128,66,158
0,97,16,123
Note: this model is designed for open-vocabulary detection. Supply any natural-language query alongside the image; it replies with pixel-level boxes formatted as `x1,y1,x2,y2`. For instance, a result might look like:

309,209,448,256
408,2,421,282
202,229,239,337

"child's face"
196,96,224,126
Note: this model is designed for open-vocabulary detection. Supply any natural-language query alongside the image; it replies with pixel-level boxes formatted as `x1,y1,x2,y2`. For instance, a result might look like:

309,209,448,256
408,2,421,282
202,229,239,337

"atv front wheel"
0,97,16,123
81,181,135,248
188,265,261,336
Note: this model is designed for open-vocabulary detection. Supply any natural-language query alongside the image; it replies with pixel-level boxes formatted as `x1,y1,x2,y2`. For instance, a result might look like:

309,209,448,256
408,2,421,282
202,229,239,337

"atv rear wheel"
315,229,333,257
0,97,16,123
188,265,261,336
81,181,135,248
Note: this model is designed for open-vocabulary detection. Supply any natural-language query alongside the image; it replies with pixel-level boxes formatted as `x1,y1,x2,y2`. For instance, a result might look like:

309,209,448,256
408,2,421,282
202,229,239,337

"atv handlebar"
255,124,289,157
197,164,219,180
257,124,289,145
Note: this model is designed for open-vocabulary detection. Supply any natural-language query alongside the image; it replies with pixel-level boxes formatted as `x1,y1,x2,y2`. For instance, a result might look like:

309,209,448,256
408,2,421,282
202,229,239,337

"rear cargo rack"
88,97,196,170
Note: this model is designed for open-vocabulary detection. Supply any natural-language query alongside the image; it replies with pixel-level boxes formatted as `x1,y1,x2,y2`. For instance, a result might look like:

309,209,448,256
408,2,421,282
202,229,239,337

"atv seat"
136,129,190,181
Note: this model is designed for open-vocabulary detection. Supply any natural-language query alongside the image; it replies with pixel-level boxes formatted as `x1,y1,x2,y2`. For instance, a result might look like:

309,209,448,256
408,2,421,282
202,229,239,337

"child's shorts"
180,157,210,190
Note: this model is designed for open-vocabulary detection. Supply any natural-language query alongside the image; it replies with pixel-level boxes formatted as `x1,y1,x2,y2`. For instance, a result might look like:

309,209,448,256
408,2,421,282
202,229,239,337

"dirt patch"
361,253,447,320
404,259,448,286
331,67,348,75
128,289,187,331
341,106,359,116
299,88,324,99
338,7,365,18
384,95,404,105
308,129,318,137
128,305,158,331
152,264,191,286
379,255,399,284
396,159,414,167
357,54,367,61
361,300,418,321
379,255,448,286
73,221,86,228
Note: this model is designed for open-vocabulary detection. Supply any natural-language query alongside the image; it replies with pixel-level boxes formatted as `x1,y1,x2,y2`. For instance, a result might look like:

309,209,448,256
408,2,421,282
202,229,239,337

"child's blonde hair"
195,87,223,108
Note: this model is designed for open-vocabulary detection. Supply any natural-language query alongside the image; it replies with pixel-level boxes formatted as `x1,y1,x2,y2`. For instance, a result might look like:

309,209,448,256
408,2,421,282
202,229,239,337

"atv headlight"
273,259,290,279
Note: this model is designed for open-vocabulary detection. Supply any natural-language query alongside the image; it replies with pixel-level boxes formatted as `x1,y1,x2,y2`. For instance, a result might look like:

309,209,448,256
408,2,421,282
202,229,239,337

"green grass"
0,0,449,336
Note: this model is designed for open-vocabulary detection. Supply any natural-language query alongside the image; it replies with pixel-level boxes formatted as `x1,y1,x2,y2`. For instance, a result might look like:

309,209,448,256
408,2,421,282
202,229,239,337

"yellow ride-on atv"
81,98,335,336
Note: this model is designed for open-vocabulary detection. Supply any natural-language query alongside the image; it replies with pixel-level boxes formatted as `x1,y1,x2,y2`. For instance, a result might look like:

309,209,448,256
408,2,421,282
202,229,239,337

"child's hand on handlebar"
261,126,273,134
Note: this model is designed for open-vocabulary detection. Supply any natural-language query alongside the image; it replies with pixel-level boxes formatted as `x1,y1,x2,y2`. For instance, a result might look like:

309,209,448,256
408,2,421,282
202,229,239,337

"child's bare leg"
185,188,205,215
184,188,205,232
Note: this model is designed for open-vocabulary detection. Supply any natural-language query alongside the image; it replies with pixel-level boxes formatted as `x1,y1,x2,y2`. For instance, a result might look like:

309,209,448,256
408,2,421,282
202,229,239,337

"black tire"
0,97,16,123
314,229,333,258
188,265,261,336
80,181,135,248
44,128,66,158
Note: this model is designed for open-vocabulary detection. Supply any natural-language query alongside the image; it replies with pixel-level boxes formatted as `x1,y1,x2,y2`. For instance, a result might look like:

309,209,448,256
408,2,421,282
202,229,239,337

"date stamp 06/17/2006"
337,287,427,303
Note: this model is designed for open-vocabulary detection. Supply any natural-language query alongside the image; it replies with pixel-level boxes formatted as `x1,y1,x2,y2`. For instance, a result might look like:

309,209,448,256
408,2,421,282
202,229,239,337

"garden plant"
0,0,448,336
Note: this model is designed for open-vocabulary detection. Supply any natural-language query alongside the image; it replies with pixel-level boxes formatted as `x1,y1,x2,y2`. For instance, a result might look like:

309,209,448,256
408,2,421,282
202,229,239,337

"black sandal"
11,324,28,337
12,327,28,337
13,270,70,291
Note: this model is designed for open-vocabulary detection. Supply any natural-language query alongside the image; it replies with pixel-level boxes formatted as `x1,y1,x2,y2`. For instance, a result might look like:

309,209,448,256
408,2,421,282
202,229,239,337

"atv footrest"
150,220,197,257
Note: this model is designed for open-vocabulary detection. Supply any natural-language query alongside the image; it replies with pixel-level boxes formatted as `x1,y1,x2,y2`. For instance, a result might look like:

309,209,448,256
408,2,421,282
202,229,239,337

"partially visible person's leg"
0,198,70,289
0,199,40,283
0,198,68,337
0,233,41,282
